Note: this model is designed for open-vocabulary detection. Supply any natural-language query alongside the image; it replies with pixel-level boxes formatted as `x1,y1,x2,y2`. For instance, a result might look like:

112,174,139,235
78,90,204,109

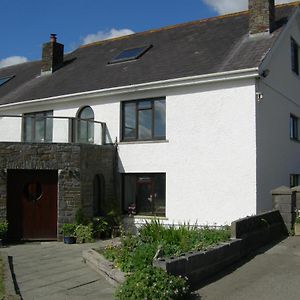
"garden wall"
153,210,287,285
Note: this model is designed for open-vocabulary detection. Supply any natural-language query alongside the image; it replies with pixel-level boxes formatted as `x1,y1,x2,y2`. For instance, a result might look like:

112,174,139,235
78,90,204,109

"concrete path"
0,241,115,300
196,237,300,300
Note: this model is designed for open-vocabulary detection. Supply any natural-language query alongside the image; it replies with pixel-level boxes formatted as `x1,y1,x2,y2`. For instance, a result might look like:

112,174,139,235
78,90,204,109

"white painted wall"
256,10,300,212
118,80,257,225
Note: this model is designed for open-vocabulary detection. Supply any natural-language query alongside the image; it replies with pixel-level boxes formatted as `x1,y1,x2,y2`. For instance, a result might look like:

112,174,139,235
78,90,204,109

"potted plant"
0,220,8,246
61,223,77,244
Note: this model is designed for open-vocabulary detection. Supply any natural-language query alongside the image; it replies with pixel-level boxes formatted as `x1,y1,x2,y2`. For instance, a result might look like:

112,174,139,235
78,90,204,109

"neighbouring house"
0,0,299,240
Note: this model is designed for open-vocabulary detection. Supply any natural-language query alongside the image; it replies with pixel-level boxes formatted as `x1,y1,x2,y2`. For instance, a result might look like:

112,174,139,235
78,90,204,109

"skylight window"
0,75,14,87
109,45,152,64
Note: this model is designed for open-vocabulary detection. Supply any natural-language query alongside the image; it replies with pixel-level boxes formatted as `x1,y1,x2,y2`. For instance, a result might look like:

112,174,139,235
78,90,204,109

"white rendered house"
0,0,299,240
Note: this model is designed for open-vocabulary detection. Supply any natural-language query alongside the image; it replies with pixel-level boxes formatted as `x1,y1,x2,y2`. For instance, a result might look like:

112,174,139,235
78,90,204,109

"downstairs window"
122,173,166,217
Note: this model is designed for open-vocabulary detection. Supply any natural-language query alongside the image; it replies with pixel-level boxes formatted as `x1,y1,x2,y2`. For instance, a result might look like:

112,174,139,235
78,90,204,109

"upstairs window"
122,97,166,141
77,106,94,143
23,111,53,142
0,75,14,87
109,45,152,64
290,114,299,140
291,37,299,75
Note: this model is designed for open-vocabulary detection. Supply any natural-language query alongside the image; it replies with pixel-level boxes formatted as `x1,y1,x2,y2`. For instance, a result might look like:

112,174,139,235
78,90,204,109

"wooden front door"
7,170,58,240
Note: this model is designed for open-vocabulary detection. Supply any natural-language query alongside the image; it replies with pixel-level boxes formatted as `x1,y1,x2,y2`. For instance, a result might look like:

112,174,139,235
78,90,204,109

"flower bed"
99,221,230,299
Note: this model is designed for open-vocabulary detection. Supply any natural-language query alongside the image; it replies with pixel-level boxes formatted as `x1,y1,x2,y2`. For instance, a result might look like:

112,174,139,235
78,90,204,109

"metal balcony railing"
0,115,108,145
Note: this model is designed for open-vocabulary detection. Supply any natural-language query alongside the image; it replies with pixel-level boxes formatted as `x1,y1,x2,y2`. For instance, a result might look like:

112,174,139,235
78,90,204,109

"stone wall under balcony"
0,142,117,239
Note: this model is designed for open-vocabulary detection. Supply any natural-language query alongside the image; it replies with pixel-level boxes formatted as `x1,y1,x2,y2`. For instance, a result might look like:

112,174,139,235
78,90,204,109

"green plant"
295,217,300,224
0,221,8,239
115,266,190,300
93,217,109,238
61,223,76,237
75,223,94,243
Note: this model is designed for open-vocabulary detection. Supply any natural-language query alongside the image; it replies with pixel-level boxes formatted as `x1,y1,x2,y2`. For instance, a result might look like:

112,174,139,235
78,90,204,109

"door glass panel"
35,116,45,142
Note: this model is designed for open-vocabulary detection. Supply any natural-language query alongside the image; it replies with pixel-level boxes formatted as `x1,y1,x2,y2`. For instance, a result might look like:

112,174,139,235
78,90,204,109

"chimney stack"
249,0,275,35
41,34,64,74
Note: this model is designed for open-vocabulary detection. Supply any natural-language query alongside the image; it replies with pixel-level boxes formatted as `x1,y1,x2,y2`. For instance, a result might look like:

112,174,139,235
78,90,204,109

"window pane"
138,100,151,110
35,117,45,142
79,106,94,119
88,121,94,143
290,115,298,139
138,110,152,139
123,175,136,213
78,120,88,142
153,174,166,216
45,112,53,142
124,102,136,139
24,116,33,142
154,99,166,138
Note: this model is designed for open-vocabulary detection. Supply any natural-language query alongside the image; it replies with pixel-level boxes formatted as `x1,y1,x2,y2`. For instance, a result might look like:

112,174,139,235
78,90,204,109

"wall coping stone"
271,186,292,195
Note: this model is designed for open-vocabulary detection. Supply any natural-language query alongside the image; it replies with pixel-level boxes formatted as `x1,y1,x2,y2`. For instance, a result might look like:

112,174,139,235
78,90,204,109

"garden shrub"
75,223,94,243
115,266,189,300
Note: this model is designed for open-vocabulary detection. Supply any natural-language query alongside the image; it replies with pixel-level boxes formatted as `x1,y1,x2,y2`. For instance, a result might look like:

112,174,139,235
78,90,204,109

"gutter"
0,67,259,110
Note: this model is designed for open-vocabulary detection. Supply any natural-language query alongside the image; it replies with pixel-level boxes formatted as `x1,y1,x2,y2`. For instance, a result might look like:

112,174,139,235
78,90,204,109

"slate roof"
0,2,298,106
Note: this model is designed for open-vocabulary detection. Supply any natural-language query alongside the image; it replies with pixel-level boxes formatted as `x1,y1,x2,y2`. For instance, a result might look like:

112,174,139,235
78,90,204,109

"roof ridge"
80,1,299,50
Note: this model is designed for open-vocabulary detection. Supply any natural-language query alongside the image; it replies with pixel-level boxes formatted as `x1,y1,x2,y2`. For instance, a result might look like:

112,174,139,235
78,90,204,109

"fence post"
271,186,294,231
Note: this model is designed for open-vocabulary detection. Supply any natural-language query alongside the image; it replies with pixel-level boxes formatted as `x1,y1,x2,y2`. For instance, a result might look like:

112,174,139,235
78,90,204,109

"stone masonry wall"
80,145,117,218
0,142,115,239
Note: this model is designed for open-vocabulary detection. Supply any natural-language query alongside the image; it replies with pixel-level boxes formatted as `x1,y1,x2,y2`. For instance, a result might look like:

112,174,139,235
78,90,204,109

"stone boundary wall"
153,210,287,285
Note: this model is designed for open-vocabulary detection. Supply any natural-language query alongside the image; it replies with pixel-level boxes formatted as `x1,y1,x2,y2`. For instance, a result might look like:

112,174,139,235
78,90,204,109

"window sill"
119,139,169,145
290,138,300,143
124,215,168,221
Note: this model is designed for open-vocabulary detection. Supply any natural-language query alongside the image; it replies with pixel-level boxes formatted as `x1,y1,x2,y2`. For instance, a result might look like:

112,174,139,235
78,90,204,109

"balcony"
0,115,108,145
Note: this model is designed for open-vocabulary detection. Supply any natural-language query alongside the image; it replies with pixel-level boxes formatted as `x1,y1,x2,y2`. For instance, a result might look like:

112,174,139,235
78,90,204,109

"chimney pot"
249,0,275,35
50,33,57,43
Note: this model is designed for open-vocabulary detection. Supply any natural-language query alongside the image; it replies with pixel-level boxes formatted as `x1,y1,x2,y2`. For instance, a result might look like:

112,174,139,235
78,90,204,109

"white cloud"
0,56,28,69
202,0,296,15
82,28,135,45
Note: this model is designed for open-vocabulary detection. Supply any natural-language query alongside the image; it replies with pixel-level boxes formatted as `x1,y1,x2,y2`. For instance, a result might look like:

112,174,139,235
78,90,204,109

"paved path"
1,241,115,300
196,237,300,300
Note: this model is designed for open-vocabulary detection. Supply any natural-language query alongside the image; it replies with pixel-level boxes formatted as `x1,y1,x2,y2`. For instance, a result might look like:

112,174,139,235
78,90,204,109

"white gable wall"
257,10,300,212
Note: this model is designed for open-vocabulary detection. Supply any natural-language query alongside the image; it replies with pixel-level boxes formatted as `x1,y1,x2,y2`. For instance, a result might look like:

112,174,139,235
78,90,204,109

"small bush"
75,223,94,243
115,266,190,300
93,216,109,238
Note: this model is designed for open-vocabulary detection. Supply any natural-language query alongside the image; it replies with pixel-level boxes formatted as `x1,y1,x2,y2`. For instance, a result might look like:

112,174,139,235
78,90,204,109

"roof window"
109,45,152,64
0,75,14,87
